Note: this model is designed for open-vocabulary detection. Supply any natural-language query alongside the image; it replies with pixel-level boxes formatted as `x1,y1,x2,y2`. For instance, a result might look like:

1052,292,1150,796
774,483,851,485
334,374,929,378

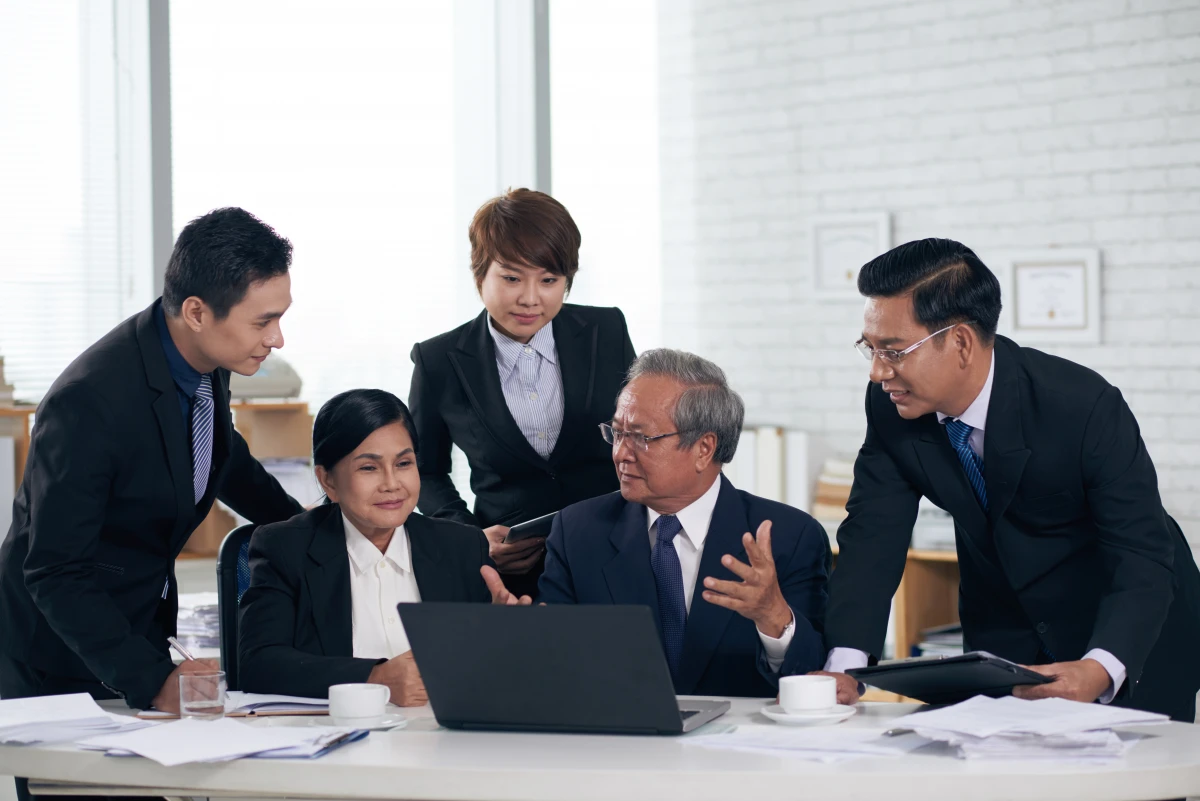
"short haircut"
857,238,1002,343
626,349,745,464
312,389,419,476
468,188,581,291
162,207,293,320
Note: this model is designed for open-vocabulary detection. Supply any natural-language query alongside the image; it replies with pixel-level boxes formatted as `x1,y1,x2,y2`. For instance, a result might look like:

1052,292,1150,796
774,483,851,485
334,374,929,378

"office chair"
216,523,257,691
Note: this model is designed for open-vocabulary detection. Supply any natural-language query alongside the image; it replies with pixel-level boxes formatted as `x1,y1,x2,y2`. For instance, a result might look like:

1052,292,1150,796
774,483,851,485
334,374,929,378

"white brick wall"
658,0,1200,541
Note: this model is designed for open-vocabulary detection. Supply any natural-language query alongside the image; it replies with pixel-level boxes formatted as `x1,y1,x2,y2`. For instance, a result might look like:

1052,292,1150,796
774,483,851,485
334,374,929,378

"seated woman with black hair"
238,389,524,705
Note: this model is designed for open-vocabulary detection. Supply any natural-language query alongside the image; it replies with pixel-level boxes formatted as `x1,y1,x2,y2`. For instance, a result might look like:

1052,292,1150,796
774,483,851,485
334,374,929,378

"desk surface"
2,699,1198,801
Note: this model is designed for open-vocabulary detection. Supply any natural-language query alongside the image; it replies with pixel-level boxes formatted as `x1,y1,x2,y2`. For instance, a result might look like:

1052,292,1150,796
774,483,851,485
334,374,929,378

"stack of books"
915,622,964,657
811,458,854,521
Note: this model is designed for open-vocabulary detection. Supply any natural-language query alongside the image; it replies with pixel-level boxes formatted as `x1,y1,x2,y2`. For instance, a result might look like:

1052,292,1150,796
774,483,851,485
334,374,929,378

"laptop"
397,602,730,735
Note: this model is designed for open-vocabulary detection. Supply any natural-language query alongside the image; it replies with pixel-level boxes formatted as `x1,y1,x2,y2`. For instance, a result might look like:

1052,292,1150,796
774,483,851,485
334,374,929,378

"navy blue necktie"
945,418,987,511
191,374,215,504
651,514,687,681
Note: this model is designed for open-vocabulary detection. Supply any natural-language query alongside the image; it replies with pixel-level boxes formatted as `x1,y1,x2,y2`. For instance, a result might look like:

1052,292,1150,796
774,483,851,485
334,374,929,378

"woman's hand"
483,525,545,574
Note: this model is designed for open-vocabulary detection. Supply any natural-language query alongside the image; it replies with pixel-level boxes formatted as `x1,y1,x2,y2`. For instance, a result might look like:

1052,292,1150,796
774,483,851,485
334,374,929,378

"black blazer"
826,335,1200,721
409,304,636,530
538,475,830,697
0,300,302,709
238,504,492,699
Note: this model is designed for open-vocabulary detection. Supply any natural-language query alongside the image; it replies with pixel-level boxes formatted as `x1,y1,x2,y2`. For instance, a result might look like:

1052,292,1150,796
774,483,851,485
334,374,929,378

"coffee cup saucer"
311,713,408,731
761,703,856,726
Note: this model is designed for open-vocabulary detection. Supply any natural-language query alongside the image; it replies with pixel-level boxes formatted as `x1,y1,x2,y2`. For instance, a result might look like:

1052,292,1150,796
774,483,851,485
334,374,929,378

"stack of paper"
888,695,1168,762
685,726,932,763
79,718,365,765
0,694,153,745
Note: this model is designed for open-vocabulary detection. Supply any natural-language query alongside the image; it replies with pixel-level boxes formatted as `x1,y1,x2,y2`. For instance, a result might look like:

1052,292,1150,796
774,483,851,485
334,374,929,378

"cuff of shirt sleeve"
824,647,870,674
757,610,796,672
1084,648,1126,704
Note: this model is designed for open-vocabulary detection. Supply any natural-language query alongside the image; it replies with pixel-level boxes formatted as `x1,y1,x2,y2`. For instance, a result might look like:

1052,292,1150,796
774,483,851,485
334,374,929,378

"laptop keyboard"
679,710,699,721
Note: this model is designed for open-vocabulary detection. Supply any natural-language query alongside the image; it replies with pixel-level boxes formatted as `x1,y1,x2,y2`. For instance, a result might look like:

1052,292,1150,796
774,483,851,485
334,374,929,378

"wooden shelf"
830,544,960,660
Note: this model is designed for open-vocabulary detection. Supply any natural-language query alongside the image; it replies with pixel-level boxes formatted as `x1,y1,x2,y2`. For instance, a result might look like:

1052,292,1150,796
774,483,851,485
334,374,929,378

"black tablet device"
846,650,1053,706
502,511,557,543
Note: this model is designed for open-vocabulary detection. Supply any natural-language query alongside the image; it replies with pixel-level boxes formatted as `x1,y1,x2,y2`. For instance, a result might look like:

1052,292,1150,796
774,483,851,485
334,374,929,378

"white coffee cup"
328,683,390,727
778,675,837,714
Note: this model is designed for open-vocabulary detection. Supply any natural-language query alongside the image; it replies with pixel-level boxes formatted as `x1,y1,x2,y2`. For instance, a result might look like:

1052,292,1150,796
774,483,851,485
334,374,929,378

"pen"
167,636,196,661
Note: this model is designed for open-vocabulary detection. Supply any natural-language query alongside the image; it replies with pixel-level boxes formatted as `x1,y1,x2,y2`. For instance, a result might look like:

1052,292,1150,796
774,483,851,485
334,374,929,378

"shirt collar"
937,349,996,432
154,302,205,398
488,316,558,374
646,474,722,551
343,513,412,575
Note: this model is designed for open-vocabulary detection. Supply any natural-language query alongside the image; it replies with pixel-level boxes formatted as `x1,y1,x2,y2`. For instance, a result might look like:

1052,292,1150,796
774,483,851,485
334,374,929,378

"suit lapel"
406,514,455,601
602,500,662,637
447,311,547,471
675,475,745,694
914,417,990,543
304,508,355,657
548,307,598,465
983,339,1030,527
136,302,196,539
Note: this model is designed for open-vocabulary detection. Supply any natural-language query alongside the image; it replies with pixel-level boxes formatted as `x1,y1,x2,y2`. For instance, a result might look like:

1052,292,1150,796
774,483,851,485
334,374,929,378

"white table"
3,699,1199,801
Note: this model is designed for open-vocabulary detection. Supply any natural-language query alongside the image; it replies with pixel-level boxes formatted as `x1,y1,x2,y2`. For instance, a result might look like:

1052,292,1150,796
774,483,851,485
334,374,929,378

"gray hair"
625,348,744,464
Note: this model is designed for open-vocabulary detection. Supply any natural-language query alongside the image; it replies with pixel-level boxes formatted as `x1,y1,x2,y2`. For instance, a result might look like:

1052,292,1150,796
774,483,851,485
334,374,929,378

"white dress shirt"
488,319,565,459
344,515,422,660
646,476,796,672
825,350,1126,703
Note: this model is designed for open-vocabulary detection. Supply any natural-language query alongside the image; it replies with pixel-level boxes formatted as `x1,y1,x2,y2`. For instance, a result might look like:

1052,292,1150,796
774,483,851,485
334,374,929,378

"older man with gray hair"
486,348,830,696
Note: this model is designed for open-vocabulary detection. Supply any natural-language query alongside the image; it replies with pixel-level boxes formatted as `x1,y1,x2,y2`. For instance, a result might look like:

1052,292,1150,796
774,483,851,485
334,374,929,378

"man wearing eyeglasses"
485,348,830,696
816,238,1200,722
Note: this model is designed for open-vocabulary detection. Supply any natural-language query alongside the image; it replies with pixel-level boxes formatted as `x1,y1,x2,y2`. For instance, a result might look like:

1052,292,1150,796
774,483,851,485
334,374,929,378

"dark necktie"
192,374,215,504
651,514,687,681
945,418,987,511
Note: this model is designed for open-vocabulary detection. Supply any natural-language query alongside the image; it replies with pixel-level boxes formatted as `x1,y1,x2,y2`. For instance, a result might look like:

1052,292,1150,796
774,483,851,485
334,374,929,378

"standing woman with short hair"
409,189,636,594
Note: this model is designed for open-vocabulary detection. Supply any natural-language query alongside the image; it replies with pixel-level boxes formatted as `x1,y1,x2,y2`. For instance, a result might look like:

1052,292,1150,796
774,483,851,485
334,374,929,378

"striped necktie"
945,418,987,511
192,374,215,504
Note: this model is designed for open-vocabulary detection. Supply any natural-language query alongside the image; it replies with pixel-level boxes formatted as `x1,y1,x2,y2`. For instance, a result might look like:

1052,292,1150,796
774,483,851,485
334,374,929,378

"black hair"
312,389,419,479
162,207,293,319
857,238,1002,343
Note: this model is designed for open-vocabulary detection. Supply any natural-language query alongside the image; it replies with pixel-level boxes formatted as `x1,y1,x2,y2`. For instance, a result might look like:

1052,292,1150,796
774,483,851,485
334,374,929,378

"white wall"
658,0,1200,540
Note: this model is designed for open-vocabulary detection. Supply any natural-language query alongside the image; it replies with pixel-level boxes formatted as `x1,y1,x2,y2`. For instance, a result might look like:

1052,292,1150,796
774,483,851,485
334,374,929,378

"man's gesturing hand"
481,565,534,606
700,520,793,638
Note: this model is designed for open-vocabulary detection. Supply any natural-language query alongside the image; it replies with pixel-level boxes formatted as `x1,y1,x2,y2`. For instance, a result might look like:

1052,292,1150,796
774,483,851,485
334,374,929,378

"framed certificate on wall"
809,212,891,299
997,248,1101,344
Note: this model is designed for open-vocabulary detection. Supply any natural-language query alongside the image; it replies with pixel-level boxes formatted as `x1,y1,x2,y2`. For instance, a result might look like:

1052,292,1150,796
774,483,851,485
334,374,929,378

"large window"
0,1,152,403
549,1,661,351
170,0,458,409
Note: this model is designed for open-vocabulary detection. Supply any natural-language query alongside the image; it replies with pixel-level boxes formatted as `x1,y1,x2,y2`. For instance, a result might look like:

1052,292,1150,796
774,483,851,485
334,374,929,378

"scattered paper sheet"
79,718,363,766
685,726,932,763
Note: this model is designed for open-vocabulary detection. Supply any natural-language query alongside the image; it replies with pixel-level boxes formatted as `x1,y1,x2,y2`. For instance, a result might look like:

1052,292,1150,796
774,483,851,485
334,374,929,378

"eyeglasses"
854,322,971,365
599,422,681,452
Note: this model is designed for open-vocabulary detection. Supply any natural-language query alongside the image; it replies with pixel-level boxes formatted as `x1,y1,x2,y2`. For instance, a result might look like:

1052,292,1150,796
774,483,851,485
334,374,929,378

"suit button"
1036,622,1048,634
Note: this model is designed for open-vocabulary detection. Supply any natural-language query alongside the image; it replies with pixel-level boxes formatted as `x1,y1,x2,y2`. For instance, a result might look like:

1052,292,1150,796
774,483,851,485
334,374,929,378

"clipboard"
846,650,1053,705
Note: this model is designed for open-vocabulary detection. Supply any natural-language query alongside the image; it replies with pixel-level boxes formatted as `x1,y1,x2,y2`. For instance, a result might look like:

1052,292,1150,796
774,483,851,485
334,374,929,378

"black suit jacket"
0,300,302,709
826,335,1200,720
409,304,636,530
238,504,491,699
538,475,830,697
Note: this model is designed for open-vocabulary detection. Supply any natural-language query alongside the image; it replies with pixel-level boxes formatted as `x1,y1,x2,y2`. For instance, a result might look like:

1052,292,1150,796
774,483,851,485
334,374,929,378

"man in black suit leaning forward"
0,208,304,735
487,348,830,696
817,238,1200,722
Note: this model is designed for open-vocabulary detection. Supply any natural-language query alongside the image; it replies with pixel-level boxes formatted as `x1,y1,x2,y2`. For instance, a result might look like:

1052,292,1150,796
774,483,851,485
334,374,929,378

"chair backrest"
216,524,257,691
